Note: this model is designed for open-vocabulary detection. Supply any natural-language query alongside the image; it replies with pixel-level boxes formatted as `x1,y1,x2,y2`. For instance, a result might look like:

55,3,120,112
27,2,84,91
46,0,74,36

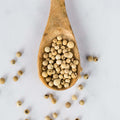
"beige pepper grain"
93,56,98,62
84,74,89,79
45,116,51,120
44,94,49,99
0,78,5,84
13,76,18,82
16,52,22,57
57,36,62,41
24,109,30,115
16,101,22,107
67,41,74,48
87,56,93,62
78,84,83,90
52,112,58,118
65,102,71,108
79,100,85,105
18,70,23,76
72,95,77,100
11,59,16,64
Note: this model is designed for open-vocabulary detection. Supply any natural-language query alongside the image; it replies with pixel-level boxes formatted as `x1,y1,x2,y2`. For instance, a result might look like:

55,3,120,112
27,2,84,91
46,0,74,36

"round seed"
16,101,22,107
18,70,23,76
63,40,67,45
57,36,62,41
65,102,71,108
72,95,77,100
54,79,61,86
79,100,85,105
75,118,80,120
0,78,5,84
44,94,49,99
48,81,53,87
51,98,57,104
93,57,98,62
84,74,89,79
45,47,50,53
11,59,16,64
24,109,30,115
53,39,57,43
87,56,93,62
43,53,49,59
52,112,58,118
78,84,83,90
67,41,74,48
42,72,48,78
43,60,48,66
16,52,22,57
13,76,18,82
46,77,51,82
45,116,51,120
64,83,69,88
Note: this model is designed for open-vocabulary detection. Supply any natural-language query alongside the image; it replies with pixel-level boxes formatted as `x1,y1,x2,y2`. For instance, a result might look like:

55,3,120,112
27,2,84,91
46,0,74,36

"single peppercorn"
18,70,23,76
72,95,77,101
24,109,30,115
79,100,85,105
44,94,49,99
87,56,93,62
93,57,98,62
75,118,80,120
13,76,18,82
78,84,83,90
0,78,5,84
84,74,89,79
65,102,71,108
11,59,16,64
16,51,22,57
16,101,22,107
52,112,58,118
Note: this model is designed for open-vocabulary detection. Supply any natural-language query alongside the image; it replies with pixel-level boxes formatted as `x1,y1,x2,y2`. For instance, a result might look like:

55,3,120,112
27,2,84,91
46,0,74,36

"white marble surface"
0,0,120,120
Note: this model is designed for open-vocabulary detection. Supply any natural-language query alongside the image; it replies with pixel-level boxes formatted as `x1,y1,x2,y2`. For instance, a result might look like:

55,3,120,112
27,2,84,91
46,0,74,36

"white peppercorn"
67,41,74,48
42,72,48,77
49,81,53,87
45,47,50,53
57,36,62,41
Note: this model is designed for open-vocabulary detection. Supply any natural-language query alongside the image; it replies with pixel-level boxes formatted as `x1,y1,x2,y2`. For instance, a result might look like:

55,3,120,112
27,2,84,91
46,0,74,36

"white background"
0,0,120,120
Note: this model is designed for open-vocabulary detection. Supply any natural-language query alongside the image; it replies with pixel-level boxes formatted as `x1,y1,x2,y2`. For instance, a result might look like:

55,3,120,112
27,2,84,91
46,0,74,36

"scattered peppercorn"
13,76,18,82
72,95,77,101
16,101,22,107
75,118,80,120
16,51,22,57
45,116,51,120
78,84,83,90
11,59,16,64
52,112,58,118
65,102,71,108
93,57,98,62
87,56,93,62
24,109,30,115
18,70,23,76
44,94,49,99
84,74,89,79
79,100,85,105
0,78,5,84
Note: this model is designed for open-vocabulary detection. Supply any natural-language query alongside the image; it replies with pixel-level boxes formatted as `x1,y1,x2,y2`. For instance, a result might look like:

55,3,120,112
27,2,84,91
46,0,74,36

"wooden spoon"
38,0,82,90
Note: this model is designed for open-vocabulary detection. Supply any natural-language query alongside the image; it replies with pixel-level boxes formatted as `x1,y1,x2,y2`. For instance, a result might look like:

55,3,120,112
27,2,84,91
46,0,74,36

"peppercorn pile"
41,36,79,89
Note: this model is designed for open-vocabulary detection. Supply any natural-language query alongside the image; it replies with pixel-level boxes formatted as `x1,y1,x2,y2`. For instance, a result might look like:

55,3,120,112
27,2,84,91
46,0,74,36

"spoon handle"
48,0,70,31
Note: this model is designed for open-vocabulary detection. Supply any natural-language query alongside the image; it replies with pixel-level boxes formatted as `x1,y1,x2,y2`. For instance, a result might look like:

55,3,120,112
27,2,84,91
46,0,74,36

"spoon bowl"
38,0,82,90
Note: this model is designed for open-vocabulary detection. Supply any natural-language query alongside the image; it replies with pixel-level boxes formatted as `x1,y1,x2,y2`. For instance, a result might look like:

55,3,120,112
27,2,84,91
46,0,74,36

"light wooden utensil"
38,0,82,90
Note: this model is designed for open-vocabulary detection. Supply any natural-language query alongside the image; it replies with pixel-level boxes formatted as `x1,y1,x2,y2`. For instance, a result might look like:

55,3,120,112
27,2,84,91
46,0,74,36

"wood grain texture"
38,0,82,91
